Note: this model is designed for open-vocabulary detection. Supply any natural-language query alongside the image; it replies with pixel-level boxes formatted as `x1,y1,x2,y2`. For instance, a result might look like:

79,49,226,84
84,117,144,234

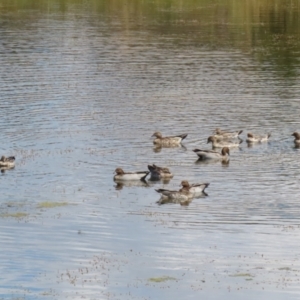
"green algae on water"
1,212,28,218
230,273,253,278
148,276,177,283
37,202,68,209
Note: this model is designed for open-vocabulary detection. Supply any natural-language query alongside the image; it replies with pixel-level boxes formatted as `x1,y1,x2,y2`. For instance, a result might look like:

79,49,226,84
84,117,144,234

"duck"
114,168,149,181
156,180,209,203
180,180,210,197
214,128,243,139
148,164,174,181
193,147,230,161
156,181,193,203
155,188,192,203
207,136,242,148
292,132,300,146
246,133,271,143
151,132,188,146
0,156,15,168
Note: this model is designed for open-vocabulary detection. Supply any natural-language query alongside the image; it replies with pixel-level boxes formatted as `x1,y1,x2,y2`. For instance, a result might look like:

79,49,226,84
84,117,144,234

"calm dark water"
1,1,300,299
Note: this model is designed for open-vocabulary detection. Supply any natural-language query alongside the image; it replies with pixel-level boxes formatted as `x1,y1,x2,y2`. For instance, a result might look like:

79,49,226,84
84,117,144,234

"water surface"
1,1,300,299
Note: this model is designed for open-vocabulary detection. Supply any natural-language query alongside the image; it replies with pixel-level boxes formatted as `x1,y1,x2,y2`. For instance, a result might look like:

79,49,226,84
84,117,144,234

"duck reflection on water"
153,143,187,153
114,180,150,190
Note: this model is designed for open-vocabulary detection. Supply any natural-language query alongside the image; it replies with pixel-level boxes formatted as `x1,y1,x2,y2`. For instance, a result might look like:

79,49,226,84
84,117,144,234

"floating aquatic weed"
148,276,177,283
230,273,253,278
1,212,28,218
37,202,68,209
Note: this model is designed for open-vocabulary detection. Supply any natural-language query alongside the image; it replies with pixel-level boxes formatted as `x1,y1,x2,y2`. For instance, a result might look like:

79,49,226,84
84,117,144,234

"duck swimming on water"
193,147,230,161
214,128,243,139
148,164,173,181
151,132,188,146
292,132,300,146
246,133,271,143
114,168,149,181
0,156,15,168
156,180,193,203
207,136,242,148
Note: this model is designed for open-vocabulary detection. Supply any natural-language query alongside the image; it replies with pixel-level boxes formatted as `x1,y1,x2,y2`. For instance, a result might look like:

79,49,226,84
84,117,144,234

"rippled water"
1,1,300,299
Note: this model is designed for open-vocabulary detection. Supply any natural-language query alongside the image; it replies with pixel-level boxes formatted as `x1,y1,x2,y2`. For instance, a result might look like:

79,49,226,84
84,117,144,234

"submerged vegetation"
37,202,69,208
230,272,254,278
148,276,177,283
1,212,28,218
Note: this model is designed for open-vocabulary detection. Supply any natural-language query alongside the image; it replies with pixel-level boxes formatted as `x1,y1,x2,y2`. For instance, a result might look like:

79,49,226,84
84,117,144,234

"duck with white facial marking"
214,128,243,139
292,132,300,146
207,136,242,148
151,132,188,146
193,147,230,161
246,133,271,143
0,156,15,168
148,164,173,181
114,168,149,181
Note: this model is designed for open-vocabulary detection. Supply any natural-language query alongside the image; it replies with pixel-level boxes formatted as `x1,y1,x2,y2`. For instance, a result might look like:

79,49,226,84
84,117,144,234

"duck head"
161,167,171,173
151,132,162,139
215,128,222,134
181,180,190,188
115,168,125,175
207,136,216,144
221,147,230,156
247,133,254,138
292,132,300,139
